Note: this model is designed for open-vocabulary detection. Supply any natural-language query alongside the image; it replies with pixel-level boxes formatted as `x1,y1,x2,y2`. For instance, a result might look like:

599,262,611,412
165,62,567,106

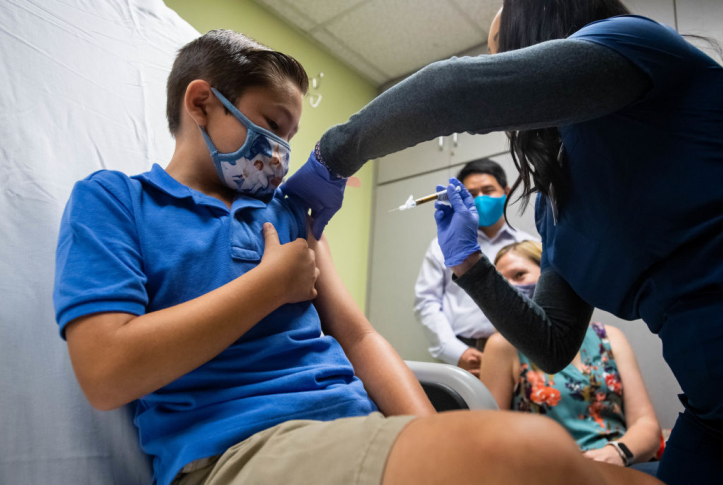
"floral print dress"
512,323,626,451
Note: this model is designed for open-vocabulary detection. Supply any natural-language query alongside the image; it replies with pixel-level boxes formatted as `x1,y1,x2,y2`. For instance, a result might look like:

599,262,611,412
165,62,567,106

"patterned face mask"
199,87,291,197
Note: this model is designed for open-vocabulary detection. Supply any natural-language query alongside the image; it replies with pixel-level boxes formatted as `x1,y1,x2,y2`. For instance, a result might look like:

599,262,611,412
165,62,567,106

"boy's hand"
261,222,320,303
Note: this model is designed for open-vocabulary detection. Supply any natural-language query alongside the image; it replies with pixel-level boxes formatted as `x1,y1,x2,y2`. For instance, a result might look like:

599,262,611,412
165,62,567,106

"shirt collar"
135,164,268,212
478,223,516,243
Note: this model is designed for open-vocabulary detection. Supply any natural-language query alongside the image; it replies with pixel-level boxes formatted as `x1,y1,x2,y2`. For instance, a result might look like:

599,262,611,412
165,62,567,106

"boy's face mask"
199,87,291,197
474,194,506,227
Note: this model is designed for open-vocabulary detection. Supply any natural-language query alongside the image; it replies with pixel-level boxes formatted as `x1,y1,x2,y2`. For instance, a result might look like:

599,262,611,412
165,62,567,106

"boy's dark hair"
166,29,309,136
456,158,508,188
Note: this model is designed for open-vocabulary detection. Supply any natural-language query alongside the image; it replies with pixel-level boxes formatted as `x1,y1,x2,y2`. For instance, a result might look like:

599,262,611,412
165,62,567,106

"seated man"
53,29,658,485
414,159,537,375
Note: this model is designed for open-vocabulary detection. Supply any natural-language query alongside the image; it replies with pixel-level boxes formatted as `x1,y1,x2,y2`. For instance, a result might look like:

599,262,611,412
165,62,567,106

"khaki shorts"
173,412,415,485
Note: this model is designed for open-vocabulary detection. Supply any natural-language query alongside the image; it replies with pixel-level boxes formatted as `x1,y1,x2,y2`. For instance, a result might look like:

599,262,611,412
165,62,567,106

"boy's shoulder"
80,168,141,195
68,169,144,218
271,191,308,239
84,168,134,184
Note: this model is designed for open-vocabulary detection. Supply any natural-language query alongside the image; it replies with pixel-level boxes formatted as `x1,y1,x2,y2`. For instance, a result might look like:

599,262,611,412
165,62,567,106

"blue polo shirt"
53,164,377,485
536,16,723,332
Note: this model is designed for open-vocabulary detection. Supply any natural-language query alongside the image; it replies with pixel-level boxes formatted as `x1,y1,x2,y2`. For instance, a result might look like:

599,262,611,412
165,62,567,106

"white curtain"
0,1,198,482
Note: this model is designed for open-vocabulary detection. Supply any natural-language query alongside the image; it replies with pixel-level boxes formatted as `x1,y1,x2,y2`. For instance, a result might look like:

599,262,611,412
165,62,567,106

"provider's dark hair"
498,0,631,214
166,29,309,136
456,158,508,189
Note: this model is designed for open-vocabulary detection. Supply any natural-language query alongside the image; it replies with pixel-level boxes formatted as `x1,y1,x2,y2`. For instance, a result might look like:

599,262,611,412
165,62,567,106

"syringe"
389,185,462,212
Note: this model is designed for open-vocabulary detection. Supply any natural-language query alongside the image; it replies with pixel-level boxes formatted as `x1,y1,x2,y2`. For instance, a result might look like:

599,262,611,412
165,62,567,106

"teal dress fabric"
512,324,626,450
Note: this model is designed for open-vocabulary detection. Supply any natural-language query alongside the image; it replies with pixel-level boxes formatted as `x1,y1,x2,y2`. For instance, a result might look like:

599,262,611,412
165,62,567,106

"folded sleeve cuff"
439,337,470,366
57,301,145,339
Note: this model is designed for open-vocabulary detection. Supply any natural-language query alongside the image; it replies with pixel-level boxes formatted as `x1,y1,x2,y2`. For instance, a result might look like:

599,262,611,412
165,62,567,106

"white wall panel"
376,137,451,184
625,0,677,28
677,0,723,58
369,167,452,362
378,131,510,184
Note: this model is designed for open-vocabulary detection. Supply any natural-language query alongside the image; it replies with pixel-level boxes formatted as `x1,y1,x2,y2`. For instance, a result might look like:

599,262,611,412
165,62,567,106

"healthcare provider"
281,1,723,482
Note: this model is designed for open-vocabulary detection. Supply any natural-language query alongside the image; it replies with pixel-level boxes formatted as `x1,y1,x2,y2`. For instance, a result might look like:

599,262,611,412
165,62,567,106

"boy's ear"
183,80,216,128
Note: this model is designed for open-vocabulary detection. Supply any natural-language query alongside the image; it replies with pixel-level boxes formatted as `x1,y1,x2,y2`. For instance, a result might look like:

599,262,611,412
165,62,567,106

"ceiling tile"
324,0,485,79
449,0,500,33
311,28,389,85
256,0,317,31
292,0,370,26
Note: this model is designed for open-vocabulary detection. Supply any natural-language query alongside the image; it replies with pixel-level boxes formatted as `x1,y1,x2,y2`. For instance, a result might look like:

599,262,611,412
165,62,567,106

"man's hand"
583,445,626,466
457,347,484,377
260,222,320,303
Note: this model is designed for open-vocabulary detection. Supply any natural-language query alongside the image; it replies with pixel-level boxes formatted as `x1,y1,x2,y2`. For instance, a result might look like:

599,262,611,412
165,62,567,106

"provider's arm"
454,253,594,375
321,39,649,176
309,230,436,417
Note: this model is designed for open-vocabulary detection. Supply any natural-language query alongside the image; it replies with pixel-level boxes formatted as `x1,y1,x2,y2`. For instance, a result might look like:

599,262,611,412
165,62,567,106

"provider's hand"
582,446,626,467
281,147,347,240
458,347,484,377
434,178,481,267
261,223,320,303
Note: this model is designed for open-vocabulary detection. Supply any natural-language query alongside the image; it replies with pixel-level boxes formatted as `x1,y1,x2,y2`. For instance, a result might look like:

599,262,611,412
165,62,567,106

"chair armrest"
406,360,499,411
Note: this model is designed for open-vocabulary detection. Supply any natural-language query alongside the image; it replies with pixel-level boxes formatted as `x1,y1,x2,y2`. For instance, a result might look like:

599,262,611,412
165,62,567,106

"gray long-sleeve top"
320,39,651,373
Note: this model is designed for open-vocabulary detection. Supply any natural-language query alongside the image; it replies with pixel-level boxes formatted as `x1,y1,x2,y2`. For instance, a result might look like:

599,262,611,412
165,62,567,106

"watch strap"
607,441,634,466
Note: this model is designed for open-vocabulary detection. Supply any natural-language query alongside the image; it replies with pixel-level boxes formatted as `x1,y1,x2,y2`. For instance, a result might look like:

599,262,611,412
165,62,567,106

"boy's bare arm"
65,223,317,411
308,229,436,417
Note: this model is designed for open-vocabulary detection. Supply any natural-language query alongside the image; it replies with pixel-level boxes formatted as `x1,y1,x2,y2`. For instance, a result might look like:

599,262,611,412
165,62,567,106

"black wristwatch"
607,441,634,466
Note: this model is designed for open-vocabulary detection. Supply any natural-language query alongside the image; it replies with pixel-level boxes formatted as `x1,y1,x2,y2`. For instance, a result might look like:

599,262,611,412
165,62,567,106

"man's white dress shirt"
413,224,537,365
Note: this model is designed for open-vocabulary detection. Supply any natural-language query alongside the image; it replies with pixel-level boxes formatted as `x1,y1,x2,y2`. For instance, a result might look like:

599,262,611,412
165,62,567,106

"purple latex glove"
280,147,347,240
434,178,481,267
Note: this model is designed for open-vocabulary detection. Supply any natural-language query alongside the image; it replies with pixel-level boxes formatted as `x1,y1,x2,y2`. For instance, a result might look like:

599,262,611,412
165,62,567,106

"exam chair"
407,361,499,411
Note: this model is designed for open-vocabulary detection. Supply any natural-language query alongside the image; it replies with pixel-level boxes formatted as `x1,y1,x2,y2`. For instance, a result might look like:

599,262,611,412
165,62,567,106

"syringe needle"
388,208,400,213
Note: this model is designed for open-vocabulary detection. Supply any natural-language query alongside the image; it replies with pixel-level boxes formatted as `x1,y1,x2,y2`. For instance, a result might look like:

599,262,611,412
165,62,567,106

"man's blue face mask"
199,87,291,197
474,194,506,227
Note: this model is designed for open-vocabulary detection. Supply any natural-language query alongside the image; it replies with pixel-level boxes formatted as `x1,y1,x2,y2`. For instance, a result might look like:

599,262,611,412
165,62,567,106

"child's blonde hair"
494,240,543,267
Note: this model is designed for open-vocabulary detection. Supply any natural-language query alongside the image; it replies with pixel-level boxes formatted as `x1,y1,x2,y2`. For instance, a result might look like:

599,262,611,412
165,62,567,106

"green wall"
165,0,377,310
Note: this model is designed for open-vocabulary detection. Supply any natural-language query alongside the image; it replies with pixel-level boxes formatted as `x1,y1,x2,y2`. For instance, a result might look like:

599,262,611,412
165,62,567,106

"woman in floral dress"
480,241,662,475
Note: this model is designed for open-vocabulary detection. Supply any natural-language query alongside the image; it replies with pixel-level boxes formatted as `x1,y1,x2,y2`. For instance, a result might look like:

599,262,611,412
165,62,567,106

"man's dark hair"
456,158,508,188
166,29,309,136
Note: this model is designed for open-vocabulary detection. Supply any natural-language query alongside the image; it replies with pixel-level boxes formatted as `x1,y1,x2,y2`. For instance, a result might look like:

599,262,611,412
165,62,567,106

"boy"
54,29,653,485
